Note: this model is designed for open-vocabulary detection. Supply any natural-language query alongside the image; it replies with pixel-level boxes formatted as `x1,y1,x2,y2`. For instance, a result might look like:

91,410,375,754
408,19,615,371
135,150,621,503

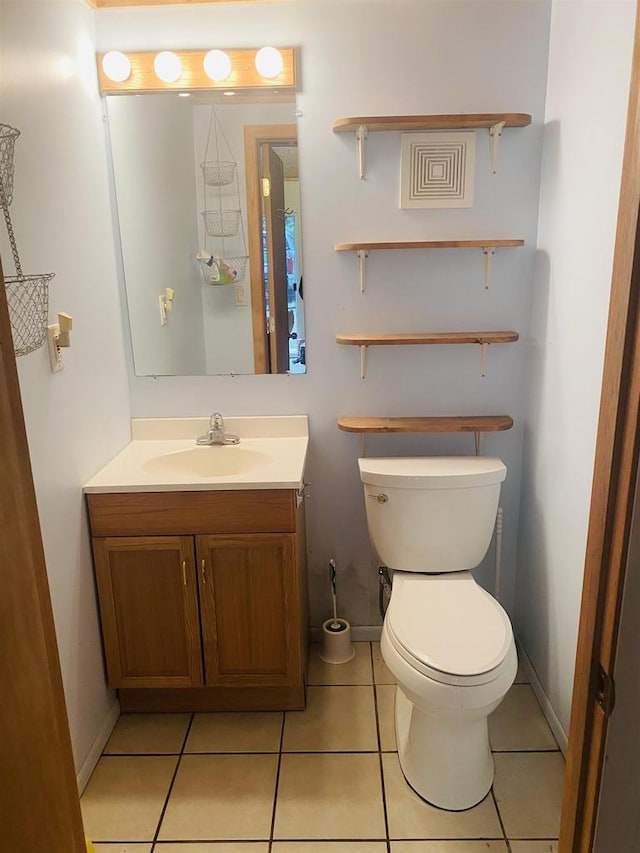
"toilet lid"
386,572,513,685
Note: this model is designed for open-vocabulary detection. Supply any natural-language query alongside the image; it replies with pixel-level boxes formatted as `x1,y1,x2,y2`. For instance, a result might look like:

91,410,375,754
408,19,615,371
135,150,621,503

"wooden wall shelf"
336,331,519,378
337,416,514,433
333,112,532,178
333,114,532,134
335,239,525,290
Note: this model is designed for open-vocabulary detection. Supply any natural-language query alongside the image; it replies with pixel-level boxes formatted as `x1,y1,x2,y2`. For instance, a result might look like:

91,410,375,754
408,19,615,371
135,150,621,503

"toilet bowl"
358,456,517,811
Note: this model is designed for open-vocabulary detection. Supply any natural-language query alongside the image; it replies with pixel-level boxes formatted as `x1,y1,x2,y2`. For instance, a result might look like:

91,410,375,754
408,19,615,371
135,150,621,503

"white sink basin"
142,446,273,479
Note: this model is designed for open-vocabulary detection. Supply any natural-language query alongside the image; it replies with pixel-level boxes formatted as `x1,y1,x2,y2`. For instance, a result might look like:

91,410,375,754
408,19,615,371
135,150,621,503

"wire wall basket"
199,254,248,286
197,108,248,286
0,123,20,206
1,122,55,357
201,161,236,187
201,208,241,237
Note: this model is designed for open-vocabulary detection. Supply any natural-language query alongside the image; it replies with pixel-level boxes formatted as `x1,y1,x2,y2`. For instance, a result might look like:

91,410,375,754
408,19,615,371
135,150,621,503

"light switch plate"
234,283,248,306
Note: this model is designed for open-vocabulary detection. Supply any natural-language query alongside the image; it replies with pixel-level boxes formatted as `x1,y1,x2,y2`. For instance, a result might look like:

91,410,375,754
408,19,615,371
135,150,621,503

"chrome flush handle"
369,493,388,504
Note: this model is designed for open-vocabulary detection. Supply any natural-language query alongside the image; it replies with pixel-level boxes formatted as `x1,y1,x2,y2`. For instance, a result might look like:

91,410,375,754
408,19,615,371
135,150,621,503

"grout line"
370,642,392,853
267,707,286,852
491,787,511,852
150,713,195,847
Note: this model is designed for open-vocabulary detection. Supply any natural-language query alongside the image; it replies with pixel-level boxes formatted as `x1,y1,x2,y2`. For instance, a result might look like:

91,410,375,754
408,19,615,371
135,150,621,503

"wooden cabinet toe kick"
118,684,306,713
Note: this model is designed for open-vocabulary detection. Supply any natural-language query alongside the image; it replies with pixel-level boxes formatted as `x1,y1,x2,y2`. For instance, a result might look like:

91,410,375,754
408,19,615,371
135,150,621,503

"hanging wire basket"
0,127,55,357
200,161,236,187
5,273,55,356
199,254,248,286
0,123,20,206
201,209,241,237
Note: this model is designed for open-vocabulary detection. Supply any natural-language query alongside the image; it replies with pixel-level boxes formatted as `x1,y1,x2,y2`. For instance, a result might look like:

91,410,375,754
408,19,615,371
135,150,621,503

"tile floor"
83,643,564,853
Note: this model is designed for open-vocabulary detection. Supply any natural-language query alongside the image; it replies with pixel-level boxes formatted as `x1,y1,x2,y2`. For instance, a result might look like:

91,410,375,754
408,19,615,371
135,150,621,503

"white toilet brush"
320,559,355,664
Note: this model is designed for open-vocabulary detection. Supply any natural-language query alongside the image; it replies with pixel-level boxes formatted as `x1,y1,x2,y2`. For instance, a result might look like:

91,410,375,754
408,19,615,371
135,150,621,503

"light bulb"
203,49,232,82
255,47,283,79
153,51,182,83
102,51,131,83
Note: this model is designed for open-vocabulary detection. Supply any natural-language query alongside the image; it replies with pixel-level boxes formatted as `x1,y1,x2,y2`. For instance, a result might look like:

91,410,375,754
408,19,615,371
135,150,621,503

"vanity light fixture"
153,51,182,83
101,50,131,83
254,46,283,79
203,49,232,82
96,47,296,95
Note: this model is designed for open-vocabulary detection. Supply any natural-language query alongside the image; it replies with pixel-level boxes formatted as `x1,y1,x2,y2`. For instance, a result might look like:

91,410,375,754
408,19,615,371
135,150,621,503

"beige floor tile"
382,753,503,839
185,711,283,753
155,845,269,852
273,845,387,852
392,844,508,852
274,752,386,839
93,846,152,853
376,684,397,750
509,844,558,853
308,641,373,685
158,754,277,841
489,685,558,751
493,753,565,838
373,641,396,684
104,714,190,755
81,755,177,842
283,686,377,751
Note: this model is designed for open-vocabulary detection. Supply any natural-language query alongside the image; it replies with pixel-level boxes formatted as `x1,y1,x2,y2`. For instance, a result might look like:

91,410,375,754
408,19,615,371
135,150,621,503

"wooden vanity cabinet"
87,489,308,711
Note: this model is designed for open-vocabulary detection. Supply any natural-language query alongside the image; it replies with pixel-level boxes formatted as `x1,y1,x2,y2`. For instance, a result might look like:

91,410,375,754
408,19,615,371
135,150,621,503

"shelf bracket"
480,342,489,378
482,247,496,289
360,345,368,379
357,249,368,292
488,121,506,174
474,431,485,456
355,125,368,180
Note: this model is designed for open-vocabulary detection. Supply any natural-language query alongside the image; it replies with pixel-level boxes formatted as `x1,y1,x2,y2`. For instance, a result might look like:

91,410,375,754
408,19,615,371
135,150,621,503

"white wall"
97,0,552,628
516,0,636,736
0,0,131,774
108,95,206,375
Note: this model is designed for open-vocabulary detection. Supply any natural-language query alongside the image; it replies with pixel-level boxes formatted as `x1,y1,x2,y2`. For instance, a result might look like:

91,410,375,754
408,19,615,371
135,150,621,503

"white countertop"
83,416,309,493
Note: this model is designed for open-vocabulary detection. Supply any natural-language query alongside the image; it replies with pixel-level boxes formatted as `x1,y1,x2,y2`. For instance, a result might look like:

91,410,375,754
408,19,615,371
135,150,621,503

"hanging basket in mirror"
0,123,20,206
201,161,236,187
5,273,55,356
201,209,241,237
199,254,248,286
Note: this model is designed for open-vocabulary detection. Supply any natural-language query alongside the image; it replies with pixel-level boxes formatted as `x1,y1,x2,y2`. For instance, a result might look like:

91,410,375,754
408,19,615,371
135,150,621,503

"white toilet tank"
358,457,506,572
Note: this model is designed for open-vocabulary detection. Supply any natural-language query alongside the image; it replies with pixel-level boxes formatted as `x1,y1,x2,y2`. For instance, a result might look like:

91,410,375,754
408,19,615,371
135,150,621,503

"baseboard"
310,624,382,643
76,697,120,794
516,638,568,755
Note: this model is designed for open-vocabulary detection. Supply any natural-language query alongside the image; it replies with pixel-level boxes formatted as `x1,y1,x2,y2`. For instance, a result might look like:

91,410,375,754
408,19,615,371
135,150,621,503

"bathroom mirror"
106,93,305,376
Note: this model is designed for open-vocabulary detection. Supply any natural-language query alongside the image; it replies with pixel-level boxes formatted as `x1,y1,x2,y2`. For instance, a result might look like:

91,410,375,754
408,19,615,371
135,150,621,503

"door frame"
560,2,640,849
244,123,297,373
0,259,86,851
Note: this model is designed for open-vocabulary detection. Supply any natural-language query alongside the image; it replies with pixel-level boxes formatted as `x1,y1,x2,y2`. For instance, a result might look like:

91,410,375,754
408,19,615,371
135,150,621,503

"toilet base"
395,686,494,811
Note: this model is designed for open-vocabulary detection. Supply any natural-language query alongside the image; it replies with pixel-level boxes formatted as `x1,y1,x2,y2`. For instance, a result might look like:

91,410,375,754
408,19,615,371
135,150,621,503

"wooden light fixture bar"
97,47,296,94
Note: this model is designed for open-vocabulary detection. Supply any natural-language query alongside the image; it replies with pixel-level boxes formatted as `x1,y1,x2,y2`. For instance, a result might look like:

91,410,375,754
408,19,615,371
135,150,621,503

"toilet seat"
385,571,514,687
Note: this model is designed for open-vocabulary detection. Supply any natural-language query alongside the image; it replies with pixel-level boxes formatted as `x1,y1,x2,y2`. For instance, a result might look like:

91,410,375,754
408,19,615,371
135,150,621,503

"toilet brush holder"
320,618,355,664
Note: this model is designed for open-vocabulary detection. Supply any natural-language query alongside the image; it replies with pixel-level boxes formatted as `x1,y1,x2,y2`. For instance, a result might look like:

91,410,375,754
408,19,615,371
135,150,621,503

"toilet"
359,456,517,811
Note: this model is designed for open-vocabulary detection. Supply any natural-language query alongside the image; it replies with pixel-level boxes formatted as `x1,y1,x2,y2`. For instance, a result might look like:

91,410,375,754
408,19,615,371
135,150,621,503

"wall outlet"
234,283,248,306
47,323,63,372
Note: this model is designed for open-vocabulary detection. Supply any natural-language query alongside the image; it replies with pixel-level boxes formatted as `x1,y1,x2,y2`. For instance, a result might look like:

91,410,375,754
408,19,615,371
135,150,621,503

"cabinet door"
197,533,301,686
93,536,203,689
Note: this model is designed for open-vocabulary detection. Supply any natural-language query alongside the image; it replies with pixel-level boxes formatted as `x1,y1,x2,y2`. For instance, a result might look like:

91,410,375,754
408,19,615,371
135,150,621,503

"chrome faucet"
196,412,240,446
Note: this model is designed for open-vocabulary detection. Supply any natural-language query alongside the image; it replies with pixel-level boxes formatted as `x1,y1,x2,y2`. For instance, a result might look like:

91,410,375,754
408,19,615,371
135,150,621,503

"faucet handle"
210,412,224,429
